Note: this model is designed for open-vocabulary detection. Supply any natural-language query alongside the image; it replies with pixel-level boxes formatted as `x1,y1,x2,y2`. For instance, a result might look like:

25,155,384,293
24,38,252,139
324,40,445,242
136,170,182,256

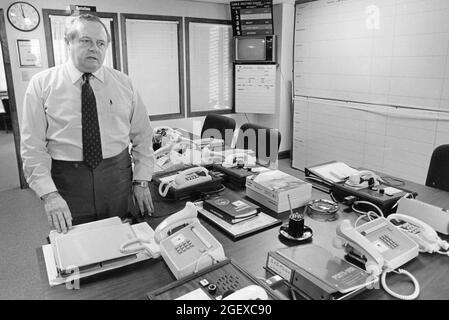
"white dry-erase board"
235,64,276,114
292,0,449,184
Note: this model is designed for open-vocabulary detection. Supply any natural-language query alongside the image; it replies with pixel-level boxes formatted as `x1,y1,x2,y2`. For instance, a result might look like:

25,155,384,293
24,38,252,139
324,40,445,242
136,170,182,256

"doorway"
0,9,26,191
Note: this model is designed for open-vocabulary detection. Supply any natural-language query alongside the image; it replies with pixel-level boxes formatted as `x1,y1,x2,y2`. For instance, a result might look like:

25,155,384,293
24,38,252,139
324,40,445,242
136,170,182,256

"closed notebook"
204,193,259,223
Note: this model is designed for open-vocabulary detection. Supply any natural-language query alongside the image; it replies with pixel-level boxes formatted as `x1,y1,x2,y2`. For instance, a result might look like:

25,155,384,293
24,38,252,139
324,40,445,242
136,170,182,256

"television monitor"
234,35,276,63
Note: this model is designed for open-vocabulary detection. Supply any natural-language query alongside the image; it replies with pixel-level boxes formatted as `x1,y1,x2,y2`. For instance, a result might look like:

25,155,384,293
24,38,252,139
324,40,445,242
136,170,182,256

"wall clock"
7,2,40,32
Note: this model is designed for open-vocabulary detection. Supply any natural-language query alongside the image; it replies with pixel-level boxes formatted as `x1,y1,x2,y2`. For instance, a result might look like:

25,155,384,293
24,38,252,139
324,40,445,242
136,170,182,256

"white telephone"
387,213,449,255
158,167,212,197
222,152,257,168
223,285,268,300
345,170,383,189
337,217,420,299
121,202,226,280
154,127,192,170
179,147,224,166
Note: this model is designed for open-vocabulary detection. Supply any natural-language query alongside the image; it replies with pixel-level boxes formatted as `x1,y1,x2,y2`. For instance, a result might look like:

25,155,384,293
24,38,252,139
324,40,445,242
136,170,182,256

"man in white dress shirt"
21,14,154,233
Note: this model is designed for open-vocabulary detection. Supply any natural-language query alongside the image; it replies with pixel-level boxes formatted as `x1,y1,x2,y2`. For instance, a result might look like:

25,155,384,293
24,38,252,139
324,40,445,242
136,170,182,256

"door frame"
0,9,27,189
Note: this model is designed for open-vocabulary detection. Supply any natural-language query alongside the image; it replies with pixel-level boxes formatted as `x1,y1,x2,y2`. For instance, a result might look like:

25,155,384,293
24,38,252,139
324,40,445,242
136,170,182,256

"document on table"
305,161,359,184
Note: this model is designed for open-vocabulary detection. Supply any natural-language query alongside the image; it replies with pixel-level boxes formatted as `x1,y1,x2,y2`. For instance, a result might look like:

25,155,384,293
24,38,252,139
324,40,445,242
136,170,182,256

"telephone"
121,202,226,280
179,147,224,166
153,126,179,152
154,126,193,170
396,198,449,235
158,167,212,197
222,152,257,168
345,170,383,189
222,285,268,300
387,213,449,255
337,217,420,299
201,147,225,165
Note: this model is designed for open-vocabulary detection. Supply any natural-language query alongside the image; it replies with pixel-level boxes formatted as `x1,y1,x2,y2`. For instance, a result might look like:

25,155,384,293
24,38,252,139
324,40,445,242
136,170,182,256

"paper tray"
43,222,157,287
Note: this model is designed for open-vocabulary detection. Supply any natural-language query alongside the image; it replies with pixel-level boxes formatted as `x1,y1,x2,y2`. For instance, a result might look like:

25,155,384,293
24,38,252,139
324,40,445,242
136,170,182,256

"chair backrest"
235,123,281,165
426,144,449,192
1,98,10,115
201,114,236,146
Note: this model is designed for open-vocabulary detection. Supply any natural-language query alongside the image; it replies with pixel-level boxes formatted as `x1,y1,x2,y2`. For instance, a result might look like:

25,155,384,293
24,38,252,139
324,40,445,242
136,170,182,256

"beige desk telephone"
121,202,226,280
387,213,449,256
154,126,193,170
223,285,268,300
344,170,383,189
222,152,257,168
337,217,420,299
158,167,212,197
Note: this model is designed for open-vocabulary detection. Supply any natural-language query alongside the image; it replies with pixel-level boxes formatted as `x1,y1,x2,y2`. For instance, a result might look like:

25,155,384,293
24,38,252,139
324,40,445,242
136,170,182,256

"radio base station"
265,244,377,300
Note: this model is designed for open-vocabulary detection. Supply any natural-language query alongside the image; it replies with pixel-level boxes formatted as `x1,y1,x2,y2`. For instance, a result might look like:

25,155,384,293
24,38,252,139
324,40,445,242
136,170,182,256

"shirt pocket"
97,90,132,119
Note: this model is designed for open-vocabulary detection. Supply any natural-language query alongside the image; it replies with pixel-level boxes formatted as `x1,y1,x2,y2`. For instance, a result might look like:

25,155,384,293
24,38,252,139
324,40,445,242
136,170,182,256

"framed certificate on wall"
17,39,41,67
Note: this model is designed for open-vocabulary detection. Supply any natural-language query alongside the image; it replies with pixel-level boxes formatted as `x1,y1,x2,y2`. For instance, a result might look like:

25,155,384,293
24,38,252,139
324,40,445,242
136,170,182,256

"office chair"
425,144,449,192
235,123,281,165
1,98,11,133
201,114,236,147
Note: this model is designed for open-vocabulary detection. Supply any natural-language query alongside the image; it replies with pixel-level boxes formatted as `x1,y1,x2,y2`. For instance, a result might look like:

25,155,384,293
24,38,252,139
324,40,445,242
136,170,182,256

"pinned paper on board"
235,64,276,114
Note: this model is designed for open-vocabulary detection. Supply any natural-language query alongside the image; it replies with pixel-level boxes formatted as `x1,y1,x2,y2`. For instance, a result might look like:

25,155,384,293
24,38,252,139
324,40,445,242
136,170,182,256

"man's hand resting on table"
42,191,72,233
132,182,154,216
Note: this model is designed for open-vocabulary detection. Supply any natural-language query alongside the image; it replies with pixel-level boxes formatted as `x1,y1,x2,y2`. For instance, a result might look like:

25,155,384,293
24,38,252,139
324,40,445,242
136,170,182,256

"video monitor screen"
236,38,266,61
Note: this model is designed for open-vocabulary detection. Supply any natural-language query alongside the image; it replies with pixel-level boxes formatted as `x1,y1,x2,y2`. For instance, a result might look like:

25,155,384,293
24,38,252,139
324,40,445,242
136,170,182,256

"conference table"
35,162,449,300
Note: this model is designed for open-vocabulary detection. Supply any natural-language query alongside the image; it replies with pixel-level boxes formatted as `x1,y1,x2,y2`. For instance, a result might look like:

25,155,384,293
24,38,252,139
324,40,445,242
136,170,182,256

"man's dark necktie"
82,73,103,169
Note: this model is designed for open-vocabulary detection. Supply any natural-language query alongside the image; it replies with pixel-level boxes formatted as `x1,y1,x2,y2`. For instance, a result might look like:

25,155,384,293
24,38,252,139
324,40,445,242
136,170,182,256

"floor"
0,131,20,192
0,187,49,299
0,158,299,299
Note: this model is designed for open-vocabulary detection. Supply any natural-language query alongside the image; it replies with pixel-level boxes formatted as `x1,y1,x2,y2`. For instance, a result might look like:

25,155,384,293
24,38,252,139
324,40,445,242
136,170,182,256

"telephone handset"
155,202,226,279
154,126,192,169
158,167,212,197
222,285,268,300
121,202,226,280
154,202,198,243
222,152,257,168
337,219,385,276
387,213,449,255
119,203,198,258
336,217,420,299
345,170,383,189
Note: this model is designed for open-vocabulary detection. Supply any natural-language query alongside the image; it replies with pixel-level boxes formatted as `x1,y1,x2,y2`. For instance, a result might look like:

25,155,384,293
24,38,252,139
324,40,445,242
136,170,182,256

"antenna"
288,194,294,216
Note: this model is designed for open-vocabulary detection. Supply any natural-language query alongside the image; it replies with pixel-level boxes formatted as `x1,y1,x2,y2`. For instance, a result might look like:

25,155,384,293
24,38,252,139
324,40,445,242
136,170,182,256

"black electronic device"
211,163,255,190
233,35,276,63
331,182,417,216
265,244,377,300
153,166,223,200
147,258,279,300
230,0,274,37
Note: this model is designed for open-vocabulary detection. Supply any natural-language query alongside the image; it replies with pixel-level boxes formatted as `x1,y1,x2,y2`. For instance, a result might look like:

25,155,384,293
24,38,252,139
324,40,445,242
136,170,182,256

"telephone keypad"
175,239,194,254
380,234,399,249
400,223,421,234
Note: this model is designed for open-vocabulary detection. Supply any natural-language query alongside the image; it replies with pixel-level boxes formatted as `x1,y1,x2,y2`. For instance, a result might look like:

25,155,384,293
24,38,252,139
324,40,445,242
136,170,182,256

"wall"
2,0,225,121
255,2,294,153
2,0,289,149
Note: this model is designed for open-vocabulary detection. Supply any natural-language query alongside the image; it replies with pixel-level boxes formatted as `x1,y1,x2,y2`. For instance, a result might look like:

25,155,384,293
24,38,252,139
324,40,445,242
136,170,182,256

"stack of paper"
305,161,359,184
246,170,312,213
44,217,157,286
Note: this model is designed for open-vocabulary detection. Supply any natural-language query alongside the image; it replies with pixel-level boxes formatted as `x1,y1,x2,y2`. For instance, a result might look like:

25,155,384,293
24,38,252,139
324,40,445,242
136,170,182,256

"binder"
203,190,260,224
304,161,359,186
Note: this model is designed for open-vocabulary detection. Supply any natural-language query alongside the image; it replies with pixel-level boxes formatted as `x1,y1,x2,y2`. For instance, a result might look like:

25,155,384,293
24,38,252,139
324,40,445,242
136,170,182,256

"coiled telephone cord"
381,268,420,300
